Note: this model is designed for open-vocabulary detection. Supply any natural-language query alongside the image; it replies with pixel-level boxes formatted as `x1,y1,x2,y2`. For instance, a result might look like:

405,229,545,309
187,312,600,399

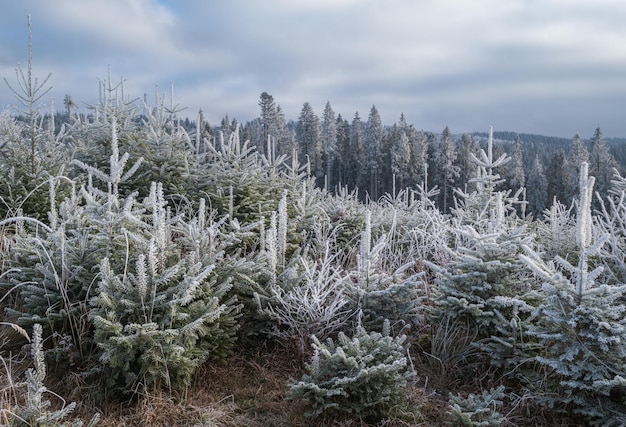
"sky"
1,0,625,138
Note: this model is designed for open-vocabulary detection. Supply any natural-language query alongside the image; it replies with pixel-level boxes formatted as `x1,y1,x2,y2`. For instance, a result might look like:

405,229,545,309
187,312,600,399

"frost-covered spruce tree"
0,16,73,221
7,324,100,427
90,184,242,396
2,180,106,361
428,127,536,370
288,320,413,421
446,385,506,427
427,220,535,370
185,126,295,224
451,126,515,231
346,209,425,334
521,162,626,425
2,117,145,358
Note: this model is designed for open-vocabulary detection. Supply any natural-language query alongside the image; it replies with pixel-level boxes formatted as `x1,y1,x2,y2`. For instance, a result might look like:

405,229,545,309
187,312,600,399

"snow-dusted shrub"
288,321,413,421
346,209,426,334
446,385,506,427
366,189,452,275
533,198,577,261
256,242,354,354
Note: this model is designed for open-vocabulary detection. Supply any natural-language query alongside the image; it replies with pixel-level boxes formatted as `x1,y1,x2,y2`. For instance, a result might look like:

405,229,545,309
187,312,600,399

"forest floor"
1,328,583,426
1,335,443,427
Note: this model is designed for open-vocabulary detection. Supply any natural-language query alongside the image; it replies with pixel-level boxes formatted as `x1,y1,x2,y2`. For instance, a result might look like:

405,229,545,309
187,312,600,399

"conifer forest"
5,37,626,427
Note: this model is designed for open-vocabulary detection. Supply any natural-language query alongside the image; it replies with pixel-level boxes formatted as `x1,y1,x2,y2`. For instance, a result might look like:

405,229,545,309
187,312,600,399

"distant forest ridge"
471,130,626,146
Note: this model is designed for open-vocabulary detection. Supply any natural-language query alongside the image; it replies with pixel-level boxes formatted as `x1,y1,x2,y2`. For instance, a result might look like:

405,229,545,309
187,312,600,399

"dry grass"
0,323,32,426
37,347,436,427
70,350,310,427
0,336,585,427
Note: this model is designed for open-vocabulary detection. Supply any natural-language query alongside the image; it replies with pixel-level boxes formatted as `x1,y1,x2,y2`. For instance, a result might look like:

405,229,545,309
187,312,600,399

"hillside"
3,84,626,426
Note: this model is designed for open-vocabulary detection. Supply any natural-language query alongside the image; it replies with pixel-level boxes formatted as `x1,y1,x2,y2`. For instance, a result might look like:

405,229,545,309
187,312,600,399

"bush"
447,385,506,427
288,321,414,421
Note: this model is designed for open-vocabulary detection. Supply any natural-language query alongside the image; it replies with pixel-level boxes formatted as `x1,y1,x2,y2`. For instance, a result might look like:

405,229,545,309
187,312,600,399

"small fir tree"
288,320,413,421
430,127,535,370
90,184,242,396
7,324,100,427
346,209,425,334
447,385,506,427
521,162,626,425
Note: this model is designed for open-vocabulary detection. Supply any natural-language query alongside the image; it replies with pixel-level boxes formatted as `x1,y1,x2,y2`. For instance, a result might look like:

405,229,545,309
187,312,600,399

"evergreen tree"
546,149,568,206
350,112,365,193
335,114,351,188
430,128,533,370
525,155,547,217
346,209,425,334
566,133,589,200
288,322,413,421
219,114,233,142
508,134,525,191
0,19,70,221
451,127,512,229
430,210,533,371
257,91,289,158
321,101,337,190
458,132,479,191
434,126,460,213
3,15,52,175
3,118,144,362
296,102,321,179
364,106,384,200
389,126,411,194
91,187,243,395
259,92,277,156
589,126,617,199
274,104,289,157
408,129,429,190
63,94,78,122
521,162,626,425
447,386,506,427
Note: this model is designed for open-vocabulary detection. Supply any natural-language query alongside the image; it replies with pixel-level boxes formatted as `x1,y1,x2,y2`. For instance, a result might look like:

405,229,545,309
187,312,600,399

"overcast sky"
1,0,625,138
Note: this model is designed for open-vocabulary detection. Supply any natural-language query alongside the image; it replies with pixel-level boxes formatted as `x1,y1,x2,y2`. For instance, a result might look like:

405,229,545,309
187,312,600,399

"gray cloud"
1,0,626,138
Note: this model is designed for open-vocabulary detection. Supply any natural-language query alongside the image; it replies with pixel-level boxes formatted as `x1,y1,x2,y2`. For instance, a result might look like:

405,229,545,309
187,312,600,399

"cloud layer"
1,0,625,137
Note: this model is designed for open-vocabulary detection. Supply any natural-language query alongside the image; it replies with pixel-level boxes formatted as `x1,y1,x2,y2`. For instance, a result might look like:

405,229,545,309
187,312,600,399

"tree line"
195,92,622,217
48,91,624,218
